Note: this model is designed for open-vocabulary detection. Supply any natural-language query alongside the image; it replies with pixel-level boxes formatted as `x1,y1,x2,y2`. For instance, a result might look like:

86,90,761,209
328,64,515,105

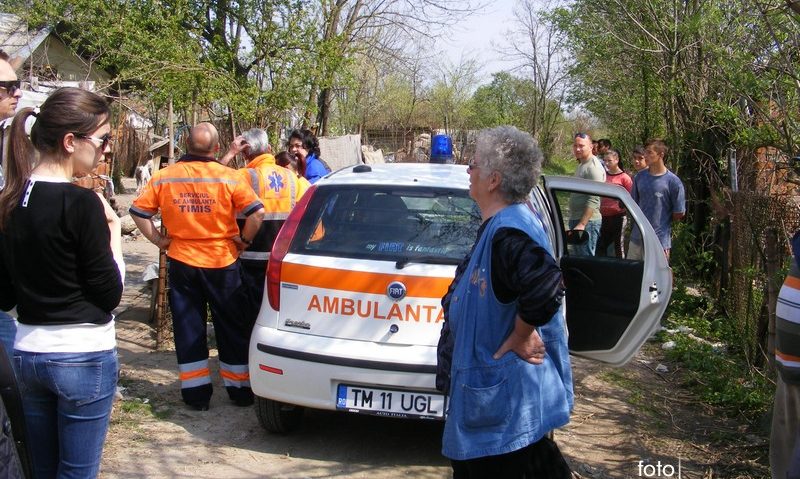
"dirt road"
101,180,769,479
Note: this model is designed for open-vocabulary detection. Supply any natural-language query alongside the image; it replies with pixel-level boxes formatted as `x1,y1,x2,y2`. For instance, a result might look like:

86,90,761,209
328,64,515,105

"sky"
440,0,520,82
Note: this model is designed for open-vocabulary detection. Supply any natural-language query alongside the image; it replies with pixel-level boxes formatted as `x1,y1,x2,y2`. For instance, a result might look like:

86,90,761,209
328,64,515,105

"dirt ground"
100,179,771,479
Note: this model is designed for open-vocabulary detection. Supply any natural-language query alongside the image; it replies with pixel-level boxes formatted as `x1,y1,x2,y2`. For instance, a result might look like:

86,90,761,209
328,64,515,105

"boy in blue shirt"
628,139,685,262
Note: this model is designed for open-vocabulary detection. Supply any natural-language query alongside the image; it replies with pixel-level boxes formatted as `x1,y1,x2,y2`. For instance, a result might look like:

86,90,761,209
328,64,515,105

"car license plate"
336,384,445,419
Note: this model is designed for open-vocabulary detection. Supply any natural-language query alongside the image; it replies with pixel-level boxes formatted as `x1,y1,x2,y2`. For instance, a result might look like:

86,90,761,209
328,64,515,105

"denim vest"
442,203,574,460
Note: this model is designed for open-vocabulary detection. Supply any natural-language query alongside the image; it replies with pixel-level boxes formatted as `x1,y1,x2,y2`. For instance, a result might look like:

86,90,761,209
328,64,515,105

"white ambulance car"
249,163,671,433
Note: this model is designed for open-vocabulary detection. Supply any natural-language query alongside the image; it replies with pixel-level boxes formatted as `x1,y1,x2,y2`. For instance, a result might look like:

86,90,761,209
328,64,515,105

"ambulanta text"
307,295,444,323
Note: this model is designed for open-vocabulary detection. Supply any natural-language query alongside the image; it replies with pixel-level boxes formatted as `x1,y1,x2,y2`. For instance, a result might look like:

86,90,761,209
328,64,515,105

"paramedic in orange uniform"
228,129,307,321
130,123,265,410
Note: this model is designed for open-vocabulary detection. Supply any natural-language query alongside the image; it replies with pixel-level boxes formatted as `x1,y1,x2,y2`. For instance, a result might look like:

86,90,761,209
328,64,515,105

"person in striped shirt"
772,230,800,479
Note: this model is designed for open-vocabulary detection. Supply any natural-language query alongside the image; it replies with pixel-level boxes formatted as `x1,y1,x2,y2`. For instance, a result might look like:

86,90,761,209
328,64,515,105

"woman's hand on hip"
493,316,545,364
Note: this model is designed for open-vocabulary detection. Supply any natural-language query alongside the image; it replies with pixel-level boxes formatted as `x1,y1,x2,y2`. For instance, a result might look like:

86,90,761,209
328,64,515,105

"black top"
0,180,122,325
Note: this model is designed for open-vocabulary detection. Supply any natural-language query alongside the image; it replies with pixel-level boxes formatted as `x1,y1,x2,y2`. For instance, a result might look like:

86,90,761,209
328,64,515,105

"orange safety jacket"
131,154,264,268
237,153,308,262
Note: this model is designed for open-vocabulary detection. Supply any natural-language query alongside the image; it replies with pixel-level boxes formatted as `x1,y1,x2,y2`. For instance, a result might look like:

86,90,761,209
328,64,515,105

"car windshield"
290,185,481,265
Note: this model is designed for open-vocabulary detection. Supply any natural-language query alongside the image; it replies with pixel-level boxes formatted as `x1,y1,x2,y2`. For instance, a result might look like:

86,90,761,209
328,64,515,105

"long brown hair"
275,150,307,177
0,87,110,229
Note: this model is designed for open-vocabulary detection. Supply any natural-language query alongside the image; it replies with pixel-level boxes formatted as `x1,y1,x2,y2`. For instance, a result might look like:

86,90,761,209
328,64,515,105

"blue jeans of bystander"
13,349,117,479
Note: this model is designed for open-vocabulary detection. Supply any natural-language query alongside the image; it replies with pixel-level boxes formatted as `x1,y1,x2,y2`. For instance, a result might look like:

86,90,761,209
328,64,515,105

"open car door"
539,176,673,366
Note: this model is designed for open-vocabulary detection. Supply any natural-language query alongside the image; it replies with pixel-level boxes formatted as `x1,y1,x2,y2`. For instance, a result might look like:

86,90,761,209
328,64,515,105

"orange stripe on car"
179,368,211,381
281,263,452,298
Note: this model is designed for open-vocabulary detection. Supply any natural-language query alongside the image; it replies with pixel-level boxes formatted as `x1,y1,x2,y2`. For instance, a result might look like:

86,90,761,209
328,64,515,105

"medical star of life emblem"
268,171,285,193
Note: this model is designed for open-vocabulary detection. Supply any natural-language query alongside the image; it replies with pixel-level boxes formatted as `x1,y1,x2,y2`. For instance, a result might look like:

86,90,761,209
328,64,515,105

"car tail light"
267,185,316,311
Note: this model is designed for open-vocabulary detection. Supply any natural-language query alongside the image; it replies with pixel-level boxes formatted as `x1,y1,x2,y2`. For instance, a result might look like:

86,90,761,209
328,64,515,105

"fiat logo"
387,281,407,301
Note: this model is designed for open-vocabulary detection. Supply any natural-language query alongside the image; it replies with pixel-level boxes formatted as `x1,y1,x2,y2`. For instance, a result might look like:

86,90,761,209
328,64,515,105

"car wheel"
255,396,304,434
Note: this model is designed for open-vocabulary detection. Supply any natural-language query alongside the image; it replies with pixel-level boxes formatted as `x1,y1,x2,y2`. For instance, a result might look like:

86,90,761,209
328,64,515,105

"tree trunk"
317,86,332,136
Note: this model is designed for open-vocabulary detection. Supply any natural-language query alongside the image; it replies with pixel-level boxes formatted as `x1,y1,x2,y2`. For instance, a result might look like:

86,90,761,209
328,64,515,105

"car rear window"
290,186,481,265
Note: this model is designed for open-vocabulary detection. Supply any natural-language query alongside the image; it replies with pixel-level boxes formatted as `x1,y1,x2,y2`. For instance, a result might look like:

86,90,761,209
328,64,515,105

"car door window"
550,190,646,260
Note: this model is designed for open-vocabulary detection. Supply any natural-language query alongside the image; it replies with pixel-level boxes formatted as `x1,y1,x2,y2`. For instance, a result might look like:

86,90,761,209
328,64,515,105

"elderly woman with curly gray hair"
436,126,573,478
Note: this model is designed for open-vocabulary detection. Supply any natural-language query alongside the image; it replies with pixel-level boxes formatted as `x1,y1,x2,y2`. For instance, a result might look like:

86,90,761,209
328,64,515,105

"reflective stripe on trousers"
220,361,251,388
178,359,212,389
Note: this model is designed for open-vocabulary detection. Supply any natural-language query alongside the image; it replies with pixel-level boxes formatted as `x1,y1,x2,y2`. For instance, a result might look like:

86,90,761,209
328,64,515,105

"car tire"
255,396,304,434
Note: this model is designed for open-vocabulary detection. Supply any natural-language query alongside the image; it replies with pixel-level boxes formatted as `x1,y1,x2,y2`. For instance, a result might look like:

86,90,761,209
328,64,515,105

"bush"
543,156,576,176
660,284,774,420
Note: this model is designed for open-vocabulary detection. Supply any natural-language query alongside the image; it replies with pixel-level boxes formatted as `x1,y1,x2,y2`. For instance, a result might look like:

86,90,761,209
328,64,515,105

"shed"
0,13,111,92
148,137,182,159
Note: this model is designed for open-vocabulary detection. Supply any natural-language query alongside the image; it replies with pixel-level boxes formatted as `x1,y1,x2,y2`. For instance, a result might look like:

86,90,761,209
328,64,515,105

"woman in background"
287,129,330,184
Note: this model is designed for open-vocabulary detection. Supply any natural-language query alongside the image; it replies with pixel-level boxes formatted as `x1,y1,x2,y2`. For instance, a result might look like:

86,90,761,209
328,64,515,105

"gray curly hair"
241,128,271,158
475,126,543,203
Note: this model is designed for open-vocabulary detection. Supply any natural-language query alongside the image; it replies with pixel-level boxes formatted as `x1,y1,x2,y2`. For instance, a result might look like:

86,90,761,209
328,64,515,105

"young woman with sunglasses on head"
0,87,124,478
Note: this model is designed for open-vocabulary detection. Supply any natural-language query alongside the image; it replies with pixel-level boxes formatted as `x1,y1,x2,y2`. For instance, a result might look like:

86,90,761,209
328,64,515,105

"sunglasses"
75,133,113,150
0,80,21,96
574,133,589,139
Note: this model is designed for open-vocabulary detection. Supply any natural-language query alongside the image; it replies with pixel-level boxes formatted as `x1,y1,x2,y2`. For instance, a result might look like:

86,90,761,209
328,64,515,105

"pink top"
600,171,633,217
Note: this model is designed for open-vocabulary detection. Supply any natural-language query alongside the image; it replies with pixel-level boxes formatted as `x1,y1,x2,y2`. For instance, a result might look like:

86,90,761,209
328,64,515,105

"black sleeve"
491,227,564,327
75,192,123,312
0,235,16,311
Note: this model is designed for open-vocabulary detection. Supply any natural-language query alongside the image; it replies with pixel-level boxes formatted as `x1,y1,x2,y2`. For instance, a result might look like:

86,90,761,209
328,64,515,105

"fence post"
717,217,730,298
155,98,175,350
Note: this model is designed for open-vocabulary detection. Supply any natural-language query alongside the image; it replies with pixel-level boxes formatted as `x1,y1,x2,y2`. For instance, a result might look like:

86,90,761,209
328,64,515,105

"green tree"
470,70,566,162
552,0,800,212
552,0,747,234
10,0,318,139
471,72,533,129
308,0,478,136
428,57,480,133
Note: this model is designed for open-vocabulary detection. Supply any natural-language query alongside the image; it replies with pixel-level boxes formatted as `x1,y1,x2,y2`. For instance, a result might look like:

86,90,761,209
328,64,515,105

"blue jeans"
13,349,118,479
568,219,601,256
0,312,16,362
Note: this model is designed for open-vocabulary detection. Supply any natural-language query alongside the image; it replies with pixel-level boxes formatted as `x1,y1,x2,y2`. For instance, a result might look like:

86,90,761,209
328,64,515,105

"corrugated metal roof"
0,13,50,62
